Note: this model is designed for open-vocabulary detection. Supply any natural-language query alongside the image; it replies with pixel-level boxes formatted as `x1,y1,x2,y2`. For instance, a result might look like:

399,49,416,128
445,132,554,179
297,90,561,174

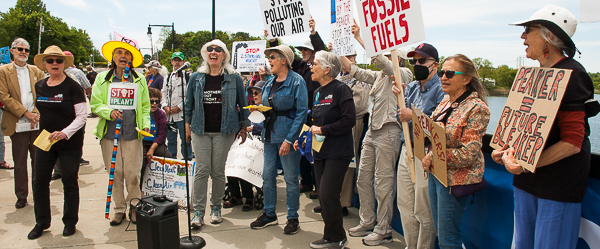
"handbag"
450,177,487,198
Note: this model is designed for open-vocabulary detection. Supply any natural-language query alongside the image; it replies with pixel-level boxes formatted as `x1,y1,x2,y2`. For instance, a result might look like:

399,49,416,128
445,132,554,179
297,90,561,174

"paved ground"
0,114,405,248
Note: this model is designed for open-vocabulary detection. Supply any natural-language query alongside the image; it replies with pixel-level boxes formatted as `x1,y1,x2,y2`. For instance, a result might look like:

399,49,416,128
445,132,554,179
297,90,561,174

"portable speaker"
136,195,179,249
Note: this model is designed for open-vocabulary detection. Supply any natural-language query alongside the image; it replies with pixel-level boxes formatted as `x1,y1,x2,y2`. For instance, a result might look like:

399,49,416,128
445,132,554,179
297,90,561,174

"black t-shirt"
312,80,356,160
35,76,87,150
270,79,285,98
203,74,224,132
513,57,593,203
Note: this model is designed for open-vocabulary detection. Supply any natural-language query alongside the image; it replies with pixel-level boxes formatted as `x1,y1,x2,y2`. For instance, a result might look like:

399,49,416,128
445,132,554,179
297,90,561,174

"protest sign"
114,31,139,49
412,104,447,187
141,157,195,211
354,0,425,57
232,40,267,72
225,135,264,187
490,66,572,172
0,46,10,64
107,83,138,110
330,0,354,56
259,0,311,39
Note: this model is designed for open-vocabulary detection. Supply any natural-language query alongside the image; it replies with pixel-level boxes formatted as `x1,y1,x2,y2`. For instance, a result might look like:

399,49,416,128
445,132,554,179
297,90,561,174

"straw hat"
34,45,74,71
101,41,144,67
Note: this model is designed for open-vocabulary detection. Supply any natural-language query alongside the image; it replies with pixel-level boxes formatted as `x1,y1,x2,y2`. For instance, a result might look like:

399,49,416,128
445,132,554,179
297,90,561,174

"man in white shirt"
0,38,46,209
161,52,192,160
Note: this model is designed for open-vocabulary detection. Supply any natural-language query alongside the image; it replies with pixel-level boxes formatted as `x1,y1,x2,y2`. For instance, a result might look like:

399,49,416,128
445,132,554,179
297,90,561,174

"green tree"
495,65,518,88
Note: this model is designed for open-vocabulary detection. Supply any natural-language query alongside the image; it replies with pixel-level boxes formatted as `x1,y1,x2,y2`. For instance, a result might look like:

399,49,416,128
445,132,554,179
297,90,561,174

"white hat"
295,39,314,51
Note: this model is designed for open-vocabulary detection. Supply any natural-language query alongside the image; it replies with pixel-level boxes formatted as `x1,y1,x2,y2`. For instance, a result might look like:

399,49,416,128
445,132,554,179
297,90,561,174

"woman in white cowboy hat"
90,40,150,226
27,45,87,239
492,5,595,249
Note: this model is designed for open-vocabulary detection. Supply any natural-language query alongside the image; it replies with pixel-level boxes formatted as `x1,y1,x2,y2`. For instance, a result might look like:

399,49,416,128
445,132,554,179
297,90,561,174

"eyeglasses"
524,25,540,34
437,70,465,79
150,99,160,104
45,58,65,64
13,47,30,53
409,58,435,65
206,46,223,53
251,90,261,96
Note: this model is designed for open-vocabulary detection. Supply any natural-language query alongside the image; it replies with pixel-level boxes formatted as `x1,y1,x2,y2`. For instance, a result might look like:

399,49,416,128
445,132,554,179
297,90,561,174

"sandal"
0,161,13,170
223,197,243,208
242,201,254,211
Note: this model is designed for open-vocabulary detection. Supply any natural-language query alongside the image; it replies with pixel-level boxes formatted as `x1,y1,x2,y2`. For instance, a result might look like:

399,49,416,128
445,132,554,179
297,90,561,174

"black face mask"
414,64,432,81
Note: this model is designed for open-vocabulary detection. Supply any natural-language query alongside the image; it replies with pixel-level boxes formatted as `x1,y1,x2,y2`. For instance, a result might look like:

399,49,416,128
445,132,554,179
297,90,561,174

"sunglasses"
409,58,435,65
13,47,30,53
251,90,261,96
268,55,279,60
523,25,540,34
437,70,465,79
206,46,223,53
45,58,65,64
150,99,160,104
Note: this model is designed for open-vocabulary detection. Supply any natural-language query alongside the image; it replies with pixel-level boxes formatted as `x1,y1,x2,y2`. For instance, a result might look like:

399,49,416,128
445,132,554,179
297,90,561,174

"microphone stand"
179,70,205,248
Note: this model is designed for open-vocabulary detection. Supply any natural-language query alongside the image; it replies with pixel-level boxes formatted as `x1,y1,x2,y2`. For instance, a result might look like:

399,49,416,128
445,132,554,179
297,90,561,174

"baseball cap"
407,43,439,62
172,52,185,60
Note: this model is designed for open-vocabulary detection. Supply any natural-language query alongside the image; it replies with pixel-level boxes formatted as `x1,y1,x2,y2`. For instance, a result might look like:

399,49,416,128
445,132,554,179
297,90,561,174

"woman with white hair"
185,39,249,228
296,51,355,249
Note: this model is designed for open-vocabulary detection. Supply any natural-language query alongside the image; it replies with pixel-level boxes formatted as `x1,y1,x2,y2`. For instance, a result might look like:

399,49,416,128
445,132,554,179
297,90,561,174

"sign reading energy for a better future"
355,0,425,57
490,66,572,172
260,0,311,39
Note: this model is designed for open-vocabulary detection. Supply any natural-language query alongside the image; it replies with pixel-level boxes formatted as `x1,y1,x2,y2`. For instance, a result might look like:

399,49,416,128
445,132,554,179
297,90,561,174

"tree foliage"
0,0,102,66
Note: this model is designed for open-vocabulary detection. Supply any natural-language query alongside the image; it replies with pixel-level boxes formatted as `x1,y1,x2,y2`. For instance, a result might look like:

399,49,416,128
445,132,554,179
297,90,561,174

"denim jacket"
261,69,308,144
184,71,249,135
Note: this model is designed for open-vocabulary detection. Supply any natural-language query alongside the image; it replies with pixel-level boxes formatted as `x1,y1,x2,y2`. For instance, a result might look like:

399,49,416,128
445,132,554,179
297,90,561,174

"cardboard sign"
354,0,426,57
0,46,10,64
259,0,312,39
232,40,267,72
412,104,447,187
107,83,138,110
225,135,264,187
490,66,572,172
330,0,355,56
141,157,195,211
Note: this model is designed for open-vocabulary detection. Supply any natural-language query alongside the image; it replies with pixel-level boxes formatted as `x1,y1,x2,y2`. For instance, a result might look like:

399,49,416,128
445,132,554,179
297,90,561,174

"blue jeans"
167,120,192,160
513,187,581,249
263,142,300,220
428,174,467,249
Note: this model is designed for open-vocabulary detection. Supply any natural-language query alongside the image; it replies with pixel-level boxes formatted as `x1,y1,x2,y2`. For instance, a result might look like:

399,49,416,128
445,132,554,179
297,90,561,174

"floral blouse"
431,91,490,186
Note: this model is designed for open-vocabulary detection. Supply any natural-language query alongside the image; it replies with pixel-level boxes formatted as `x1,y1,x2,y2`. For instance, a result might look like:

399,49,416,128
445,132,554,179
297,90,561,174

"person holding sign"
27,46,87,239
422,54,490,249
339,20,412,246
0,38,45,209
492,5,594,249
90,40,150,226
392,43,445,249
296,51,355,249
184,39,250,227
249,45,307,235
140,87,172,184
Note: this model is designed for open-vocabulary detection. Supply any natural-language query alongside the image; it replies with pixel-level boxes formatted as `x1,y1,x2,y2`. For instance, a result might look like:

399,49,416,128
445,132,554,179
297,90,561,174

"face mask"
414,64,432,81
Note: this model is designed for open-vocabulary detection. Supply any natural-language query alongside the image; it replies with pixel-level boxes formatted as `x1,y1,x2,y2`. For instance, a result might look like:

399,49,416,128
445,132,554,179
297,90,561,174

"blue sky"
2,0,599,72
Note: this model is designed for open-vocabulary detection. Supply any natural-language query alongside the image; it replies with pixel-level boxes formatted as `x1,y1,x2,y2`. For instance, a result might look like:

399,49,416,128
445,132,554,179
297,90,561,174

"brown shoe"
129,205,137,223
110,213,125,226
15,199,27,209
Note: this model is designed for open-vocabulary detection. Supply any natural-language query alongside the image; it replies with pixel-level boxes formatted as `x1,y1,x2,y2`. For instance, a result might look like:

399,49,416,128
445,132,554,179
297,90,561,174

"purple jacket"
151,108,168,145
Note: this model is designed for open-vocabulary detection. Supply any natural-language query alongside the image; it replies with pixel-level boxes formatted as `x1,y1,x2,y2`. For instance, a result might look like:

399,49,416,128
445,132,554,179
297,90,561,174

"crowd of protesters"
0,4,594,249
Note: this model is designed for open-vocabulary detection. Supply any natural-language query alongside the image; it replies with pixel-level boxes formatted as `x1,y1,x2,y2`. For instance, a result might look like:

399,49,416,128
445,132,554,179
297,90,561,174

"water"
486,94,600,153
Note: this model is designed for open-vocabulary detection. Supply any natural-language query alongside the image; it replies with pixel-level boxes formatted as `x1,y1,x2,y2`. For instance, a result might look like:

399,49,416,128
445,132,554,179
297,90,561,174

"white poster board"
354,0,426,57
107,83,138,110
225,135,264,187
331,0,355,56
232,40,267,72
259,0,312,39
141,157,195,211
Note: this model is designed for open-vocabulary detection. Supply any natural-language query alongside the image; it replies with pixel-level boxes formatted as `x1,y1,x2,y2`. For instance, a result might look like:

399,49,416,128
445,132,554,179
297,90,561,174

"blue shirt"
402,74,446,142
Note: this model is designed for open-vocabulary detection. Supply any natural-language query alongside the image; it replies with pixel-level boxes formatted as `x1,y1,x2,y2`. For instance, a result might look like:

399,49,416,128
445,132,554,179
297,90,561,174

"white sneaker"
348,224,373,237
190,211,203,228
210,207,223,224
362,232,393,246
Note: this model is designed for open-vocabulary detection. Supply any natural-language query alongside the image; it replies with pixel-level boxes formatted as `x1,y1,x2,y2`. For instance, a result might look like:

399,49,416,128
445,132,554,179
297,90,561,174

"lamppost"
147,31,154,60
147,23,175,59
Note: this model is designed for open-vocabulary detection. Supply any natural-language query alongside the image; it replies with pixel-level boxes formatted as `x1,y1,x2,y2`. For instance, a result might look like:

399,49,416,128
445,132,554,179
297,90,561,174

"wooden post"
390,49,416,183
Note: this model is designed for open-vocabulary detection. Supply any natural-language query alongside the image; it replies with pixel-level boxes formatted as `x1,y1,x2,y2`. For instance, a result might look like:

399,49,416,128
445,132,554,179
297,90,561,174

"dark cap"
247,81,266,92
407,43,439,62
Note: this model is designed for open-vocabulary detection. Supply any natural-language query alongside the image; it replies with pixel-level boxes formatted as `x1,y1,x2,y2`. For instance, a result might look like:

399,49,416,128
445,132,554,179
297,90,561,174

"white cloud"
57,0,88,10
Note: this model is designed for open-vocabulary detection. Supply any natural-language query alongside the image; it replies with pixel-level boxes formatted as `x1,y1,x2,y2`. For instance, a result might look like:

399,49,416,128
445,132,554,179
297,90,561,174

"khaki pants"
101,139,143,214
397,146,436,249
340,118,365,207
356,123,400,235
